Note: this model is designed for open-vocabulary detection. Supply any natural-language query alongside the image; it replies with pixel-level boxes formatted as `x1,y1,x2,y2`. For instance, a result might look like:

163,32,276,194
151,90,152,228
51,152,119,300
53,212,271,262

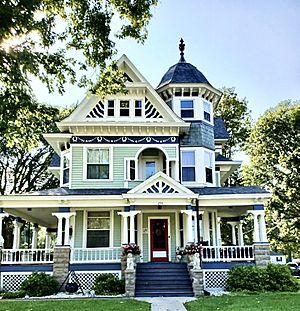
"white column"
52,212,76,246
31,225,39,249
248,211,260,243
193,211,198,243
202,211,210,243
0,212,9,247
198,211,204,241
181,210,194,244
45,231,51,249
13,220,22,249
52,213,64,245
64,212,76,246
216,217,222,246
211,212,217,246
228,222,237,245
238,220,244,246
258,211,268,242
118,212,130,244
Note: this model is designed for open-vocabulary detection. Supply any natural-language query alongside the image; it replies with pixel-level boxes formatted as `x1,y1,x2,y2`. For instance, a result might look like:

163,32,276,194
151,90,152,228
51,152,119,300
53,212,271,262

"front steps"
135,262,193,297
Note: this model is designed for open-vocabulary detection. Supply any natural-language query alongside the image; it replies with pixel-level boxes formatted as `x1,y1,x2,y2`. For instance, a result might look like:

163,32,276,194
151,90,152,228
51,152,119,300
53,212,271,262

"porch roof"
190,186,269,195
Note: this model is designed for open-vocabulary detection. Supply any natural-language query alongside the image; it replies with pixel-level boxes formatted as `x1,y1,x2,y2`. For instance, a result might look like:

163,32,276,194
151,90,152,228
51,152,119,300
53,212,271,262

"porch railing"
202,246,254,262
70,247,121,263
1,249,54,264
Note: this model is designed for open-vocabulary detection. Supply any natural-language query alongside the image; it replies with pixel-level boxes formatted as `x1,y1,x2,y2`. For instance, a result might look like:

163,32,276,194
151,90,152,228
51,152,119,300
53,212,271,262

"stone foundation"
125,269,136,297
254,243,270,267
53,246,71,289
190,268,204,297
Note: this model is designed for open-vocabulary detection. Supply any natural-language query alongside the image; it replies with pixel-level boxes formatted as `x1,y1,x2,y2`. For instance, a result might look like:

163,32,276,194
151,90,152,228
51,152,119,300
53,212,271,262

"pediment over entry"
126,172,195,196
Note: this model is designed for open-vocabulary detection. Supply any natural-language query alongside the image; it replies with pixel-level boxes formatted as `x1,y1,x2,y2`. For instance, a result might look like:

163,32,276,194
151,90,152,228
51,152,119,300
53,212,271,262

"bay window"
87,148,110,179
182,151,196,181
87,211,110,248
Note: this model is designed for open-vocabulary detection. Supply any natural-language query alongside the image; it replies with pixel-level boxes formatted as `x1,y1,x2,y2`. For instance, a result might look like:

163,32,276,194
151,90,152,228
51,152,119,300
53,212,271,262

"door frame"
148,216,171,262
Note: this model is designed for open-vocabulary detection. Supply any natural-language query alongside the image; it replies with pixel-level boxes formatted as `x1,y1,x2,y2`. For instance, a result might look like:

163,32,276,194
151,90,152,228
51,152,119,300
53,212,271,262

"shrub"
93,273,125,295
226,264,300,292
20,272,59,297
0,291,26,299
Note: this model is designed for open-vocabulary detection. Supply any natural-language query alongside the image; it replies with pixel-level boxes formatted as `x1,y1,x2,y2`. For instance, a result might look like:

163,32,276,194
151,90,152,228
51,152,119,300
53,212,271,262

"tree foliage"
215,87,252,158
243,101,300,254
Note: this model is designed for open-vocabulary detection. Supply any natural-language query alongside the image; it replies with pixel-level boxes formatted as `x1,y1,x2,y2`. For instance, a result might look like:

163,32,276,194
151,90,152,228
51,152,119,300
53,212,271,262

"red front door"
150,219,169,262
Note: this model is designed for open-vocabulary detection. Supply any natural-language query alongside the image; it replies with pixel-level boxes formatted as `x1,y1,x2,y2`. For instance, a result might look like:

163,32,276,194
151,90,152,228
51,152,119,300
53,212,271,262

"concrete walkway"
136,297,196,311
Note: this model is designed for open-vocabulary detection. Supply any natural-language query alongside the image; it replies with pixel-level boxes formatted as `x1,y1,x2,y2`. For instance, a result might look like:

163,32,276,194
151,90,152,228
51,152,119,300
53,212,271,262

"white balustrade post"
13,219,23,249
238,220,244,246
0,212,8,247
31,224,39,249
216,217,222,246
259,211,268,242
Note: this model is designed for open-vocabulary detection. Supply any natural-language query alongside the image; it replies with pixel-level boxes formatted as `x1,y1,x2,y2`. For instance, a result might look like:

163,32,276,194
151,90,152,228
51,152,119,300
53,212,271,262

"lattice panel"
203,270,229,290
70,271,121,291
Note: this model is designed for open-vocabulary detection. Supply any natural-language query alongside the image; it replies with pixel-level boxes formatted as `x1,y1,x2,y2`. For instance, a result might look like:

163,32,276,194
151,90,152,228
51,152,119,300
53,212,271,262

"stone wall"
53,246,70,289
254,243,270,267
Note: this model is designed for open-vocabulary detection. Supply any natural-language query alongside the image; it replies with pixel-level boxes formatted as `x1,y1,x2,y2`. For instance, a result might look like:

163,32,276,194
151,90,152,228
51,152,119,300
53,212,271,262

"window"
135,100,142,117
87,211,110,248
107,100,115,116
62,153,70,184
203,101,211,122
120,100,130,116
146,161,156,178
87,148,109,179
180,100,194,118
205,151,213,183
182,151,196,181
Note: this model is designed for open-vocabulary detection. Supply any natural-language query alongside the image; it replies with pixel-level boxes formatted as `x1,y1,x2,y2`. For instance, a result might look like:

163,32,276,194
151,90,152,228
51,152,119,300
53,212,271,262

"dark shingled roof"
157,61,210,89
215,154,231,161
50,153,60,168
214,118,229,139
189,186,269,195
24,188,128,196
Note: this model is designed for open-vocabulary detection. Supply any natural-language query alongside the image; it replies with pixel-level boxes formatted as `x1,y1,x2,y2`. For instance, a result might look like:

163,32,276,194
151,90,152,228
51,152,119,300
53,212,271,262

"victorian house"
0,40,271,296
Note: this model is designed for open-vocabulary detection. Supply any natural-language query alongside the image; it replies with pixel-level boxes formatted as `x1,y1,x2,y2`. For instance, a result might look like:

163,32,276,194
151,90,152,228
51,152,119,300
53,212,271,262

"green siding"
164,147,177,158
142,212,177,262
74,210,83,248
113,210,122,247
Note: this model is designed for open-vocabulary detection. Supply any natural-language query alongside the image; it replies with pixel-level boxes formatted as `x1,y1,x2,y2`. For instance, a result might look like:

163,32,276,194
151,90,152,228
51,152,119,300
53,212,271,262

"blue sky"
33,0,300,119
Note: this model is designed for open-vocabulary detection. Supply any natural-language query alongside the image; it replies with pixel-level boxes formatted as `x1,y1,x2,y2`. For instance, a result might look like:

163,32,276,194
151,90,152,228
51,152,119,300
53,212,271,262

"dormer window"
182,151,196,181
107,100,115,116
135,100,142,116
87,148,109,179
62,152,70,185
203,101,211,122
205,151,213,183
120,100,130,116
180,100,194,118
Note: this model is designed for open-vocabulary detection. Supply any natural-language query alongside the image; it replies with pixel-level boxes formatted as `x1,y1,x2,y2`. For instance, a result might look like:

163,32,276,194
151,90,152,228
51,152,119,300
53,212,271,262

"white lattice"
203,270,229,290
1,272,52,292
70,271,121,291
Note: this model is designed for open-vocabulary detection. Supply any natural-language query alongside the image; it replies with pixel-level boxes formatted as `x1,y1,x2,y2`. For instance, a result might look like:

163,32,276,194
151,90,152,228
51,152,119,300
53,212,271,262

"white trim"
147,216,171,262
60,149,71,187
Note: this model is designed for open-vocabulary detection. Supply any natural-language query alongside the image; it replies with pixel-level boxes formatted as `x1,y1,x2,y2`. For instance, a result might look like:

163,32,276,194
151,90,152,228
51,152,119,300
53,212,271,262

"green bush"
226,264,300,292
0,291,26,299
93,273,125,295
20,272,59,297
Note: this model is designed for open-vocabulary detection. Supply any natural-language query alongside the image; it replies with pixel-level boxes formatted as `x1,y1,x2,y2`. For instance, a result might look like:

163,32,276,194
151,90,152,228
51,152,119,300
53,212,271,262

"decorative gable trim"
145,97,163,119
86,101,104,118
143,181,179,194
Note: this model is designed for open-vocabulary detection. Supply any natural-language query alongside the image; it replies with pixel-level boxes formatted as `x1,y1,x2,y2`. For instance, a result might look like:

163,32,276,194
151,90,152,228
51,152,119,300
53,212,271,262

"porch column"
258,211,268,242
52,213,64,246
193,211,198,243
216,217,222,246
118,212,130,244
64,212,76,246
228,222,237,245
247,210,260,243
201,211,210,243
181,210,194,244
45,230,51,249
129,211,141,244
31,224,39,249
0,211,9,247
238,220,244,246
13,218,23,249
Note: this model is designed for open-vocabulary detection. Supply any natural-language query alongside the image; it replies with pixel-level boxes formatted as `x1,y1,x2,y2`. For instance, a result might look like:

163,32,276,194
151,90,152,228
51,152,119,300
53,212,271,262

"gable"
127,172,195,196
58,55,186,129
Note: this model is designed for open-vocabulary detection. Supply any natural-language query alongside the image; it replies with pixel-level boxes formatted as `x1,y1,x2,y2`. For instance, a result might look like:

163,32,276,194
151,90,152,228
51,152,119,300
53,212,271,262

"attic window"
120,100,130,116
203,102,211,122
135,100,142,117
107,100,115,116
180,100,194,118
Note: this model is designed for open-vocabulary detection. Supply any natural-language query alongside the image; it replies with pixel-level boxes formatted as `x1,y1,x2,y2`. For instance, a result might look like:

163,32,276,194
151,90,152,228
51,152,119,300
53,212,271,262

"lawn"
185,292,300,311
0,298,150,311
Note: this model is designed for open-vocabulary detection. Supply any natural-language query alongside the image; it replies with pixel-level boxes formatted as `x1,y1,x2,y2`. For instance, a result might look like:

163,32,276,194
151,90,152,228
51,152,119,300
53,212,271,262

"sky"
33,0,300,120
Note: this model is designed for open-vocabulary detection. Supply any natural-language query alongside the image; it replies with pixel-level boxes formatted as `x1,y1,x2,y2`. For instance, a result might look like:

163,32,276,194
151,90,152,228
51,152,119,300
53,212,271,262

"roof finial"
179,38,186,62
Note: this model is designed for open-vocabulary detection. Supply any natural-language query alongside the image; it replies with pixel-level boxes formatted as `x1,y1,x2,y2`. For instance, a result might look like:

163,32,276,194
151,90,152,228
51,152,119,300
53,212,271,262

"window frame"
134,100,143,117
119,100,130,117
107,100,115,117
61,150,71,186
203,101,212,123
83,146,112,181
204,151,213,183
181,150,196,182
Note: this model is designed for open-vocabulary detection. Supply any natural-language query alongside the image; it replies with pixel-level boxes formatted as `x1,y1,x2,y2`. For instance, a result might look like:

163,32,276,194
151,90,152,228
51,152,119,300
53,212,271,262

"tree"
243,101,300,255
0,0,158,148
215,87,252,158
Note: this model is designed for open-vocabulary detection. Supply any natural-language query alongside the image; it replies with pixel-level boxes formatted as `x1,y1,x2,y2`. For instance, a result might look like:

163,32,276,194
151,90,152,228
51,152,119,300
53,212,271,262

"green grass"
0,298,150,311
185,292,300,311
